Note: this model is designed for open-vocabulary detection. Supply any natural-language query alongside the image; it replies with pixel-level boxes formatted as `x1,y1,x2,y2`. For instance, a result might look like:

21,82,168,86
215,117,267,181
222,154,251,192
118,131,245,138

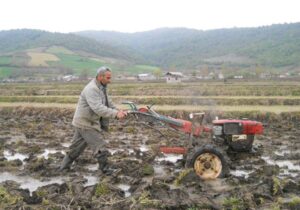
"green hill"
78,23,300,72
0,29,155,79
1,23,300,80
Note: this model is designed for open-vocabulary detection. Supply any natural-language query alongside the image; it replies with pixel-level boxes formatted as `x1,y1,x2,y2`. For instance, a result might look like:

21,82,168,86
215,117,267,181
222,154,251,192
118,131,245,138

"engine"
212,119,263,152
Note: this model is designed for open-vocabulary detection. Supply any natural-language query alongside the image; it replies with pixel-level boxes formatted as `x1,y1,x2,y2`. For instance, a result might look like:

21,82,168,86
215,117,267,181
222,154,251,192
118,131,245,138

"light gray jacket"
72,78,118,131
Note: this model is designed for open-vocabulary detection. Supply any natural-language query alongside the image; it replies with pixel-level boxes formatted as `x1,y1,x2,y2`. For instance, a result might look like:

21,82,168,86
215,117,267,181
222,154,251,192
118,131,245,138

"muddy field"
0,107,300,210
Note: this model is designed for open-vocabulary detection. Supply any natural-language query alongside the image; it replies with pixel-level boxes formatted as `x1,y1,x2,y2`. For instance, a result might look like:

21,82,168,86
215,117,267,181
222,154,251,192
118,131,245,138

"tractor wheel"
188,145,228,180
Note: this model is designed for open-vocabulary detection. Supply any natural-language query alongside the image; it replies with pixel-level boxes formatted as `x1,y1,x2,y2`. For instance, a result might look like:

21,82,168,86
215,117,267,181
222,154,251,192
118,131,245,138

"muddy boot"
96,150,114,175
58,155,73,171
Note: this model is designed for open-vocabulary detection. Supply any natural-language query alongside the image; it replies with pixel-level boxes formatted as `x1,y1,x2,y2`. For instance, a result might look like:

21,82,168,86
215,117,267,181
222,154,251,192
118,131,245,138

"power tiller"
124,101,263,180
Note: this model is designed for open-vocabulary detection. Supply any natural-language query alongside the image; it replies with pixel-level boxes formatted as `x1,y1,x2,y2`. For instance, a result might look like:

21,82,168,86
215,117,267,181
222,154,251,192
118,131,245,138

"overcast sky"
1,0,299,33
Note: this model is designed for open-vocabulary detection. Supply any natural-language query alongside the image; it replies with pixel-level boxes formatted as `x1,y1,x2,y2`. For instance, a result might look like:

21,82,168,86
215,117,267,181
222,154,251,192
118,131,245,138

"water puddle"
274,150,291,156
128,149,134,154
262,156,300,177
3,150,28,162
117,183,131,197
108,148,124,155
83,175,98,187
230,169,253,178
262,156,300,170
156,154,183,163
0,172,66,194
85,164,98,171
38,149,65,159
140,144,149,152
61,142,71,148
154,165,167,176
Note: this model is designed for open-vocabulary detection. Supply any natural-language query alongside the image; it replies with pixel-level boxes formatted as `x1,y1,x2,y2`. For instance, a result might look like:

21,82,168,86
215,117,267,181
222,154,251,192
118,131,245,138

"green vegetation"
0,56,12,65
1,24,300,79
46,46,74,54
77,23,300,70
126,65,160,74
49,53,104,75
0,67,13,78
174,168,194,186
94,182,110,196
223,196,245,210
141,163,154,176
0,186,20,207
272,177,282,196
137,191,162,208
289,196,300,209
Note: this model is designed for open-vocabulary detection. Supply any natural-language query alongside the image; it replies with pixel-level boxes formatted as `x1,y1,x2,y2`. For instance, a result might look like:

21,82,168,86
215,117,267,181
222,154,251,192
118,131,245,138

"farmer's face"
98,71,112,85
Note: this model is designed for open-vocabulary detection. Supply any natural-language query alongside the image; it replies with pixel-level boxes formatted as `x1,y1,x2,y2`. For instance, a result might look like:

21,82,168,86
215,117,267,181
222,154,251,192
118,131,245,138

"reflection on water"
117,183,131,197
154,165,167,176
156,154,183,163
83,175,98,187
230,169,253,178
61,142,71,148
0,172,66,194
140,144,149,152
86,164,98,171
38,149,65,159
3,150,28,162
262,156,300,177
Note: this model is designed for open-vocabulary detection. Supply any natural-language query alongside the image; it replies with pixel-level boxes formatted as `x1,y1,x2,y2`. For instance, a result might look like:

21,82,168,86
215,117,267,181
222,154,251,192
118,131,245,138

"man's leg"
78,129,111,173
59,128,87,171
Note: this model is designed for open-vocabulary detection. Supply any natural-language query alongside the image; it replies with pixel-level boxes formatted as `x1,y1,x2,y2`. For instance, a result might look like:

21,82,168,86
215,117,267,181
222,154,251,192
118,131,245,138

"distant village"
2,70,300,83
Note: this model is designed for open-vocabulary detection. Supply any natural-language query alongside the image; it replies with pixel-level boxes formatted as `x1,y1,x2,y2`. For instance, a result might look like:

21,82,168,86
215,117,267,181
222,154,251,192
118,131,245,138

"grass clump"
137,191,162,208
272,176,282,196
42,198,50,205
223,196,245,210
289,196,300,209
0,186,20,207
141,163,154,176
94,182,110,196
174,168,194,186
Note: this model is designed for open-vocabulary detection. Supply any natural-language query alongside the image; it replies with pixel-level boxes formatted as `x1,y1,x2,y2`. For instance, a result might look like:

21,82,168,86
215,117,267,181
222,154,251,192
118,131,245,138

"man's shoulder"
84,79,98,91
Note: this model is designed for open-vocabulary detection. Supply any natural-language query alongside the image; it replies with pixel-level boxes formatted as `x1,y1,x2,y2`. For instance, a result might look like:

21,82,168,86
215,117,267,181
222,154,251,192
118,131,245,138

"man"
59,66,127,173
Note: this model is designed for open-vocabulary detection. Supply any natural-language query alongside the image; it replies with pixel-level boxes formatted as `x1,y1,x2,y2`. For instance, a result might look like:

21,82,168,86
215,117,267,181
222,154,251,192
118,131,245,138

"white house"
218,73,224,79
62,75,78,82
165,72,183,83
234,75,243,79
137,73,156,81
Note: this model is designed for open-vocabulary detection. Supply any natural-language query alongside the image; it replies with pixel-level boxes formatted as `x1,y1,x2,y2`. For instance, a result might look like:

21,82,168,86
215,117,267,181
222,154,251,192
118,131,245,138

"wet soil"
0,107,299,209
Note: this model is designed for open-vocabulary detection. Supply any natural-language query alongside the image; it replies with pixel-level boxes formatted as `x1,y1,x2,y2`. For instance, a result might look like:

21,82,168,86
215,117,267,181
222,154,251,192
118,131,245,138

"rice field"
1,80,300,113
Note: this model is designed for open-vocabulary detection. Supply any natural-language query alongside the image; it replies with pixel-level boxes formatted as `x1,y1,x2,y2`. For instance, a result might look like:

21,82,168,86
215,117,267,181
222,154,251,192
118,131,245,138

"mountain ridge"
1,23,300,79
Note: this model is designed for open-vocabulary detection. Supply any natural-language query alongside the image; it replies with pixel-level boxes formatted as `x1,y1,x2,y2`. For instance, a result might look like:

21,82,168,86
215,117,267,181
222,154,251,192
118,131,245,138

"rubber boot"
96,150,114,175
58,155,73,171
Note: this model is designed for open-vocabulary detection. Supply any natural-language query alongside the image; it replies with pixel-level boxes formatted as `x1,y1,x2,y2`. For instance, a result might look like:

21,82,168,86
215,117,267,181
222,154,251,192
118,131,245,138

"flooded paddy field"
0,106,300,209
1,80,300,209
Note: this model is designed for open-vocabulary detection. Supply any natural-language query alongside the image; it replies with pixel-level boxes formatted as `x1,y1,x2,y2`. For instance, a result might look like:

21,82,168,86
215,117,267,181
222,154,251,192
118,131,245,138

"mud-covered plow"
124,101,264,180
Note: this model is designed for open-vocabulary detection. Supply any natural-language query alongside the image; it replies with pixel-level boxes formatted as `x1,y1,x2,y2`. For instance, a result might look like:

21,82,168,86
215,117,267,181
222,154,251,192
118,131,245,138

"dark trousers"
67,127,106,160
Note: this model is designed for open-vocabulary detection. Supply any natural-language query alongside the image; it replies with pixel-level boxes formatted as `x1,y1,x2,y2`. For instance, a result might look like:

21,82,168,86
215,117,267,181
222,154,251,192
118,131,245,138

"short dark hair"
96,66,111,76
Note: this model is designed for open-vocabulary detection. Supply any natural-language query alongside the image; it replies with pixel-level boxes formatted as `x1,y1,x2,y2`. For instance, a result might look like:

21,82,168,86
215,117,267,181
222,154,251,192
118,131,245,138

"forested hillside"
0,29,154,79
1,23,300,80
0,29,136,60
78,23,300,70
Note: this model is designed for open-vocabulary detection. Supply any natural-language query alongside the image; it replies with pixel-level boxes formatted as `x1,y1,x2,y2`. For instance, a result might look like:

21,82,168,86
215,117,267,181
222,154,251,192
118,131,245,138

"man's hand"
116,110,128,119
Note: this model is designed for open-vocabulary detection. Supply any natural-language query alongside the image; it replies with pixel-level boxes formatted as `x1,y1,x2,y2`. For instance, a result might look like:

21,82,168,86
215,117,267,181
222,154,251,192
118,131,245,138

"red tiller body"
212,119,264,135
168,118,212,136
